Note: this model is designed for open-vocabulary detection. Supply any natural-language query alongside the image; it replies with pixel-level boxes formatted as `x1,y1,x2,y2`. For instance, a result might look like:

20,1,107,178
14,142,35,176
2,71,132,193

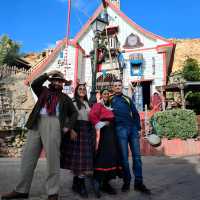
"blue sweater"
111,94,141,130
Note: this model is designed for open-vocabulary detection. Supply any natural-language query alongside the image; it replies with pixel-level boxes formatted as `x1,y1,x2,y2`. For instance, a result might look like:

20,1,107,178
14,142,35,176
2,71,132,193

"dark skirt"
60,120,94,175
94,122,123,181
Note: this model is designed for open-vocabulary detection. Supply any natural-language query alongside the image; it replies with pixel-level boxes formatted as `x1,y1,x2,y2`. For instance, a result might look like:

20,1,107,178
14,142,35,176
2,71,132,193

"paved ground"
0,156,200,200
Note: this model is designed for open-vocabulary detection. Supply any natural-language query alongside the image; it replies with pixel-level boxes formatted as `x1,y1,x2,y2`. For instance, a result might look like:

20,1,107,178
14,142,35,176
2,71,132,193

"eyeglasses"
113,84,122,87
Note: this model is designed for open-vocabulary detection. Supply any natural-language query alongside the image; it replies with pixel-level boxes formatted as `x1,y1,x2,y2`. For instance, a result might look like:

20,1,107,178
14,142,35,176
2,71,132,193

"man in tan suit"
1,70,78,200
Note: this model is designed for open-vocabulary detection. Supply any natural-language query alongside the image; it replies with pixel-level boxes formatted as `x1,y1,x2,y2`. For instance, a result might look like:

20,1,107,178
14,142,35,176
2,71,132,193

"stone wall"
0,72,34,129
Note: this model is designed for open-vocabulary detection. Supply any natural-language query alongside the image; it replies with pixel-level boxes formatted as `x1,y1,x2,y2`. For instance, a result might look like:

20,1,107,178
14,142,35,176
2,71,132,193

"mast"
64,0,71,80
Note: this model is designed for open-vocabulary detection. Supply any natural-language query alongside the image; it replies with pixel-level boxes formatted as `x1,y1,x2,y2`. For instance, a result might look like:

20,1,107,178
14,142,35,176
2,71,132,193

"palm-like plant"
0,34,22,66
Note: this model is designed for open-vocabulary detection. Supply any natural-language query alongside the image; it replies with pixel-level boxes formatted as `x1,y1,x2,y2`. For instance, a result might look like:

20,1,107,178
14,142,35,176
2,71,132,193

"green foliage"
186,92,200,114
166,92,174,100
151,109,198,139
168,70,185,85
0,34,21,66
182,57,200,81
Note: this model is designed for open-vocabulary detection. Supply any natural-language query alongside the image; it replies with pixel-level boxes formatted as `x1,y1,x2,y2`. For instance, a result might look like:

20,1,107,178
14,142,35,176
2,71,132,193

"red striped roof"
74,0,173,44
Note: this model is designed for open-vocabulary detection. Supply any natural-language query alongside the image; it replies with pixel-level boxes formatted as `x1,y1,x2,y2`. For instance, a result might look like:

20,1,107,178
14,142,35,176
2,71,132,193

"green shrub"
150,109,198,139
186,92,200,114
182,58,200,81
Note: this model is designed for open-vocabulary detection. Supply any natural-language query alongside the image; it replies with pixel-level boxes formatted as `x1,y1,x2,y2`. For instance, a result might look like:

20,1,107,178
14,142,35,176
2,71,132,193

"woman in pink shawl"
151,92,162,112
89,88,122,197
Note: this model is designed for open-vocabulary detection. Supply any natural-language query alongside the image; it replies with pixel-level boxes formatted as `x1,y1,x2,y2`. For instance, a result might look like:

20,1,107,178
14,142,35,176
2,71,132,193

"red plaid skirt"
60,120,94,174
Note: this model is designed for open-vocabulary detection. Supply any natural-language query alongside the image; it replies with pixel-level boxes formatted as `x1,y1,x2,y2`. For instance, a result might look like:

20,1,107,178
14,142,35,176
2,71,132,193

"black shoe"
101,182,116,195
121,182,130,192
1,191,29,199
134,183,151,195
48,194,58,200
93,180,101,198
72,176,79,193
78,178,88,198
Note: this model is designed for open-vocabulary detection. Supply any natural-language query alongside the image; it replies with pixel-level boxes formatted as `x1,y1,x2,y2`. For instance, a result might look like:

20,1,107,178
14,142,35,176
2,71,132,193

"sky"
0,0,199,53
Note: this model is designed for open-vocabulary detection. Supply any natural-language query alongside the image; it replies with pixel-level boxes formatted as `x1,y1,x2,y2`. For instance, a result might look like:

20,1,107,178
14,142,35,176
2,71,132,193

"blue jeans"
116,126,143,184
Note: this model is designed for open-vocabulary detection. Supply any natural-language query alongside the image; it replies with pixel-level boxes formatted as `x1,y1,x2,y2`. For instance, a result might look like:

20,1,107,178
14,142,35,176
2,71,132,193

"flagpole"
67,0,71,41
64,0,71,80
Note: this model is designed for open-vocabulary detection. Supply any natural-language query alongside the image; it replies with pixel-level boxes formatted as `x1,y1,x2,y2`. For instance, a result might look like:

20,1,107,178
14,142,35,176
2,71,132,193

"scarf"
43,84,63,115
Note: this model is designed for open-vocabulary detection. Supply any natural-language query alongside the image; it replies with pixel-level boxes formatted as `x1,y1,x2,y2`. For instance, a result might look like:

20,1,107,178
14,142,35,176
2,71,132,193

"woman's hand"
70,129,78,141
104,121,110,126
95,129,100,151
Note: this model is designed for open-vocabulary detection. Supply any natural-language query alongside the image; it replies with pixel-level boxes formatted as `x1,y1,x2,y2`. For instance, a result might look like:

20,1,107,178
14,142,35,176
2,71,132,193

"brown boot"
48,194,58,200
1,191,29,199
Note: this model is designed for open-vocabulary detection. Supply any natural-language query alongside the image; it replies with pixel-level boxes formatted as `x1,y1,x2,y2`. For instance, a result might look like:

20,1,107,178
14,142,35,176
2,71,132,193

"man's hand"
70,129,78,141
138,130,141,137
47,70,62,77
63,127,69,133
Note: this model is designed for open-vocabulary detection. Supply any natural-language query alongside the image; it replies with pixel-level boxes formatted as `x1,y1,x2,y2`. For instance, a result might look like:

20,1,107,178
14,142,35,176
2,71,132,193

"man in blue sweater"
110,79,150,194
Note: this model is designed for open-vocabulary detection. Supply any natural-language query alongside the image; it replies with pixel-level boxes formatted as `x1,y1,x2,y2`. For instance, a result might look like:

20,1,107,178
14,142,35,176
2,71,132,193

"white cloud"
45,43,56,49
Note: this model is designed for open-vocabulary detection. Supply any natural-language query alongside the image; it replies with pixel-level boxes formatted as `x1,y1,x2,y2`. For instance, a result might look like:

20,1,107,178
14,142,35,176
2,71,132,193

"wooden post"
144,104,148,138
161,86,165,111
180,84,185,109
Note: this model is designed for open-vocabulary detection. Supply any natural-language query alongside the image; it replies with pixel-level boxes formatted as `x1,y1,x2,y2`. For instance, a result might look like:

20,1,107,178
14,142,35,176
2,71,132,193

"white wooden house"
25,0,175,111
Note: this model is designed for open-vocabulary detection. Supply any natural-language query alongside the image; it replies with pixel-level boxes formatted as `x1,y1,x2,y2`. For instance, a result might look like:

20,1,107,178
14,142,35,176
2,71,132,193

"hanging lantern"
91,13,109,33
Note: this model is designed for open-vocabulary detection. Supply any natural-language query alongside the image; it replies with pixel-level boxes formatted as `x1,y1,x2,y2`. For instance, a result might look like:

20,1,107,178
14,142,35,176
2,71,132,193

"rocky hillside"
171,38,200,72
23,52,46,67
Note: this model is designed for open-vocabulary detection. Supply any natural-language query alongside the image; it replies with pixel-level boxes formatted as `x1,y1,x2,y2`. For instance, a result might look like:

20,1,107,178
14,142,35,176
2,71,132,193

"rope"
74,8,94,41
72,0,97,18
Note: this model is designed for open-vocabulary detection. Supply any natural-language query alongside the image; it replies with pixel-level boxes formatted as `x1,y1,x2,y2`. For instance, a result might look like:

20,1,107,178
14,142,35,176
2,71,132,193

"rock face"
0,131,27,158
0,71,35,129
23,52,46,66
172,38,200,72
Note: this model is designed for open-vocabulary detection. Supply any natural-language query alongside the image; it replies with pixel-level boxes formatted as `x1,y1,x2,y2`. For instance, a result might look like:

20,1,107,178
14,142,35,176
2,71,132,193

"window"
152,57,155,75
129,53,143,76
130,62,142,76
59,51,64,59
108,35,119,49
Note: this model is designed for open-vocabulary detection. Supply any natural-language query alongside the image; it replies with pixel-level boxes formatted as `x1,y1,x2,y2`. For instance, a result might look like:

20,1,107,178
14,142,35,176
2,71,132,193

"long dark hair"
100,88,110,107
74,84,88,110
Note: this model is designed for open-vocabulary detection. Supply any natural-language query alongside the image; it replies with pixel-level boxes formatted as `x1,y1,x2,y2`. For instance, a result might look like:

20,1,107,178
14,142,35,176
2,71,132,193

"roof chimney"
109,0,120,9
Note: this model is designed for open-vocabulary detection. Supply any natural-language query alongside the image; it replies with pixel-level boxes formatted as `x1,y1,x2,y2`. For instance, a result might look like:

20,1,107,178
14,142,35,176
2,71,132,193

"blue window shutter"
130,59,143,76
59,51,64,59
